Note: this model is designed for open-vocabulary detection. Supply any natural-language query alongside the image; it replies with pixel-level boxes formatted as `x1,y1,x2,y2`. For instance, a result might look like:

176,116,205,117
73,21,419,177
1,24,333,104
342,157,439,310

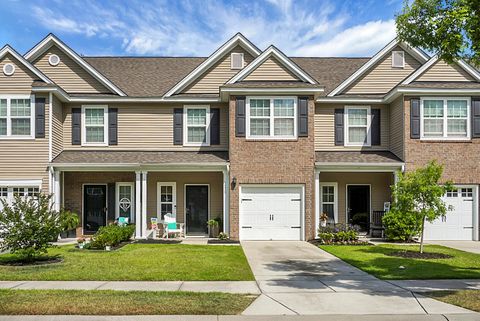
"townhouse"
0,33,479,241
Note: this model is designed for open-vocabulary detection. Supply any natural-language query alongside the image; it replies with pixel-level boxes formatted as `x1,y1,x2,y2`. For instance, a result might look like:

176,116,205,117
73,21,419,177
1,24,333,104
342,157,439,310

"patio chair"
162,214,185,239
369,210,385,238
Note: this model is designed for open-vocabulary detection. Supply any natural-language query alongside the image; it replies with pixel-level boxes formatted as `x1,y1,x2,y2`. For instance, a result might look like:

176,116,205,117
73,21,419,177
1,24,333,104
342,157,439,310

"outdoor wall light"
231,177,237,190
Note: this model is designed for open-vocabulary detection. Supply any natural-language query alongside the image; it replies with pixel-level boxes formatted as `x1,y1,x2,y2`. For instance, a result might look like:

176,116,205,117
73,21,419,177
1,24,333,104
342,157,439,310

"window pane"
322,204,335,221
274,118,294,136
10,99,31,117
348,109,367,126
161,204,173,220
85,108,104,125
348,127,367,143
250,99,270,117
322,186,334,203
274,99,294,116
86,126,104,142
250,119,270,136
11,118,30,135
187,127,206,143
424,119,443,136
0,99,6,116
161,186,173,202
187,109,206,125
0,119,6,136
447,119,467,136
118,186,132,217
423,100,443,117
447,100,467,117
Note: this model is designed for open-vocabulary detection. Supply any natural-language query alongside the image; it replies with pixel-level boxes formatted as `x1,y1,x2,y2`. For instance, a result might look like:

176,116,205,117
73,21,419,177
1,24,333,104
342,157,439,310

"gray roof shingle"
316,151,403,163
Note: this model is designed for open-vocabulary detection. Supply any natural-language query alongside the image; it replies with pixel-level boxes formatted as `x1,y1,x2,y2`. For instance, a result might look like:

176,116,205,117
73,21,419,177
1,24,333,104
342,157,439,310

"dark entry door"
84,185,107,234
347,185,370,231
185,185,209,235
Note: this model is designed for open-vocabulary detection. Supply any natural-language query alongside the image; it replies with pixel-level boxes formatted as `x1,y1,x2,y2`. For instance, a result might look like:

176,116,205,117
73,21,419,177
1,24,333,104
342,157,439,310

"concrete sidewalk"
426,241,480,254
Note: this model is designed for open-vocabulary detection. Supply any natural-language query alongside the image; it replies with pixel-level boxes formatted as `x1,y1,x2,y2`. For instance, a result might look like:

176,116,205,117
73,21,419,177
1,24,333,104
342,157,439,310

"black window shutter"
35,97,45,138
235,96,246,137
173,108,183,145
107,183,116,222
298,97,308,137
108,108,118,145
210,108,220,145
371,108,381,145
71,108,81,145
334,108,344,146
472,98,480,138
410,98,421,139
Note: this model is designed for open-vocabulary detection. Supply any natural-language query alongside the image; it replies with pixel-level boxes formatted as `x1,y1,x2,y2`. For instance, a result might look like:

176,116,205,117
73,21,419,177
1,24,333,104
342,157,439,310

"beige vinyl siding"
0,93,50,191
344,47,422,94
0,54,37,94
389,95,404,160
63,103,228,151
32,45,110,94
319,172,393,224
314,103,390,151
417,59,475,82
51,95,63,159
244,56,299,81
147,172,223,225
183,46,254,94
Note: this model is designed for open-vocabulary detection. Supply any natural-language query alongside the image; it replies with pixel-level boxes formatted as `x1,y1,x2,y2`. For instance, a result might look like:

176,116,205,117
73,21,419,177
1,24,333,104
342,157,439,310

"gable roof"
24,34,126,96
0,45,52,84
163,33,261,97
327,38,430,96
227,45,317,84
402,55,480,84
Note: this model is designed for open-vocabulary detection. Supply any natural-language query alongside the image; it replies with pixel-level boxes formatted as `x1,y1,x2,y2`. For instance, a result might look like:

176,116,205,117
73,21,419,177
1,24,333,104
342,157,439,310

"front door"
347,185,370,231
84,185,107,234
185,185,209,235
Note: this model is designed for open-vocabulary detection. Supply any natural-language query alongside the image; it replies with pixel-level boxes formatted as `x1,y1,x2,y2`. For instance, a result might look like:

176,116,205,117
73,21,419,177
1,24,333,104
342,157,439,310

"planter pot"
320,220,327,227
78,243,84,249
105,246,111,251
209,226,219,238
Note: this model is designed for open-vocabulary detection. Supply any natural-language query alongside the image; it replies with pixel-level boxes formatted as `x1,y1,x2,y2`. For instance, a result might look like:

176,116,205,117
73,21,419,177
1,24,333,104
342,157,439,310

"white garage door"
424,187,475,241
240,185,303,240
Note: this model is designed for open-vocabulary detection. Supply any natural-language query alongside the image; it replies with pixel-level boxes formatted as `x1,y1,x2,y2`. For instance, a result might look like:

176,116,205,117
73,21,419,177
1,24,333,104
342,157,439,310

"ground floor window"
157,182,176,221
116,182,134,223
320,183,337,223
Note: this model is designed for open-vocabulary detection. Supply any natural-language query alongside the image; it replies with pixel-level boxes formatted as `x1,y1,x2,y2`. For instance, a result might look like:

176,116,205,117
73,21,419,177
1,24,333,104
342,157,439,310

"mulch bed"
386,250,453,259
309,239,372,246
134,239,182,244
207,239,240,244
0,256,63,266
79,241,134,251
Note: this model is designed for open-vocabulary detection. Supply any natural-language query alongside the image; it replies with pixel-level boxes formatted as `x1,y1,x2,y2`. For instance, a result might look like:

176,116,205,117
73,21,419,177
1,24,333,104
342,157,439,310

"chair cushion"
167,222,177,230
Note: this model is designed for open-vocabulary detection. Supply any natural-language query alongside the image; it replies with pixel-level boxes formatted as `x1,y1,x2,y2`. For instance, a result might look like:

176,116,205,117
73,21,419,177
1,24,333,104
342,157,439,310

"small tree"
384,160,453,253
0,193,79,261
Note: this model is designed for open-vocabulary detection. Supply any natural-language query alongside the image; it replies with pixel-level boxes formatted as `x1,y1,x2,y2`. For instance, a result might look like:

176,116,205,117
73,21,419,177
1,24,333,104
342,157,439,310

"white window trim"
157,182,177,222
115,182,135,221
81,105,108,146
392,51,405,68
320,182,338,223
0,94,35,140
230,52,244,70
344,105,371,146
420,97,471,140
183,105,210,147
246,96,297,140
0,179,42,208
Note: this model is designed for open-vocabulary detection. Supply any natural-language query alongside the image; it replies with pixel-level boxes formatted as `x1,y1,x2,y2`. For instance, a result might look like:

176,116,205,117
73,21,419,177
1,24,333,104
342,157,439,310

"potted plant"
218,232,229,240
320,212,329,227
77,237,85,249
207,218,220,238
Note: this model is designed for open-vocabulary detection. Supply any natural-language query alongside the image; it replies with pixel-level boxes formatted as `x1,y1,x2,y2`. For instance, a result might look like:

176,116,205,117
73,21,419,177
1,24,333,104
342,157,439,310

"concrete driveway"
241,241,476,316
426,240,480,254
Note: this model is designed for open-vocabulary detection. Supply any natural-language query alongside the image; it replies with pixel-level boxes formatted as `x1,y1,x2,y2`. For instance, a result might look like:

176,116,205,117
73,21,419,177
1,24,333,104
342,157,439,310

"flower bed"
316,224,370,245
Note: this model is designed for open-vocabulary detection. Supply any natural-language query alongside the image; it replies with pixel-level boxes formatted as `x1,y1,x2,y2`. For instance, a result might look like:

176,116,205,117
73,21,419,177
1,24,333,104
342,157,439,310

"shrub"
89,224,135,249
382,209,421,242
0,194,79,261
317,224,358,244
218,232,229,240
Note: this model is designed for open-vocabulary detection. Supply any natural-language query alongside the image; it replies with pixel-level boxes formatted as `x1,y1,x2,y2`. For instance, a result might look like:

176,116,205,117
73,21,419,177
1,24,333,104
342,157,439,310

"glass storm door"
83,185,107,234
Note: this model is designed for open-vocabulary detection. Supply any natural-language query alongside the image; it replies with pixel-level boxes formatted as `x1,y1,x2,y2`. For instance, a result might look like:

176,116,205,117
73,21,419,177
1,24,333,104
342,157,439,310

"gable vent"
48,54,60,66
231,53,244,70
392,51,405,68
2,63,15,76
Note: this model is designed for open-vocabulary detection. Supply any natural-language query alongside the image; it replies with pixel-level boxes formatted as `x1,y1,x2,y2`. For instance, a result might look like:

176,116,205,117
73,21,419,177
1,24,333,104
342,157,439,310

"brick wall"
228,96,316,240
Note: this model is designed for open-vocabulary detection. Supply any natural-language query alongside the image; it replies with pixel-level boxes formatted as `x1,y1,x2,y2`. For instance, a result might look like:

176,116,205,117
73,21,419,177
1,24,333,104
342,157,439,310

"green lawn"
424,290,480,312
320,244,480,280
0,289,257,315
0,244,254,281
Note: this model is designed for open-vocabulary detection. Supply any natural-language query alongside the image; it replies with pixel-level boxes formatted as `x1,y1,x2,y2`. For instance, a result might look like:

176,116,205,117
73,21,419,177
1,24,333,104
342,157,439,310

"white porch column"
141,171,148,238
53,169,61,212
135,171,142,238
222,166,230,235
314,169,320,231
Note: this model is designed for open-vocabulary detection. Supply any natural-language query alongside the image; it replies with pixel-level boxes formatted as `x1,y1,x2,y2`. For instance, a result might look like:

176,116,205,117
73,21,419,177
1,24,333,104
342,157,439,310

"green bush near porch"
0,243,254,281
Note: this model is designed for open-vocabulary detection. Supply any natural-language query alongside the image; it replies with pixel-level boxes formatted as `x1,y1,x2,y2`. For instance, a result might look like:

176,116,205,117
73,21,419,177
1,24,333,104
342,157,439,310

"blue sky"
0,0,403,57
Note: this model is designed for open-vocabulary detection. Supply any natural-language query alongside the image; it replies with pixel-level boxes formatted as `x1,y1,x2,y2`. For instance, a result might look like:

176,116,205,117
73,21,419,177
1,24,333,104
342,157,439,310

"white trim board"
0,45,52,84
24,34,126,96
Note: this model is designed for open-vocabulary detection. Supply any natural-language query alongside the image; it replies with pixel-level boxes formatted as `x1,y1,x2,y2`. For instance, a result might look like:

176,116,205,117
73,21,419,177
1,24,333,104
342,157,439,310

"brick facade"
228,96,316,240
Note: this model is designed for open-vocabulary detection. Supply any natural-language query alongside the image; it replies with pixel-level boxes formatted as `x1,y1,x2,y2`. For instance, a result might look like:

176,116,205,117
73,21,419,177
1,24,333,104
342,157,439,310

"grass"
320,244,480,280
0,243,254,281
0,289,257,315
424,290,480,312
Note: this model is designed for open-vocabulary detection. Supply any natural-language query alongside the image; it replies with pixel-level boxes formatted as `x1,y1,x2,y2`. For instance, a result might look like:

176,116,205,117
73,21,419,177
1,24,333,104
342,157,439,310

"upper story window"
246,97,297,139
344,106,371,146
230,53,244,70
421,97,470,140
392,51,405,68
0,95,34,139
183,105,210,146
82,105,108,146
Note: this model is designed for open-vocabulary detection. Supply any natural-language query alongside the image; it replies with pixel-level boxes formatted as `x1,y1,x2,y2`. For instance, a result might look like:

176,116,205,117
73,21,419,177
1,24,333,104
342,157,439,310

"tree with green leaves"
383,160,454,253
396,0,479,67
